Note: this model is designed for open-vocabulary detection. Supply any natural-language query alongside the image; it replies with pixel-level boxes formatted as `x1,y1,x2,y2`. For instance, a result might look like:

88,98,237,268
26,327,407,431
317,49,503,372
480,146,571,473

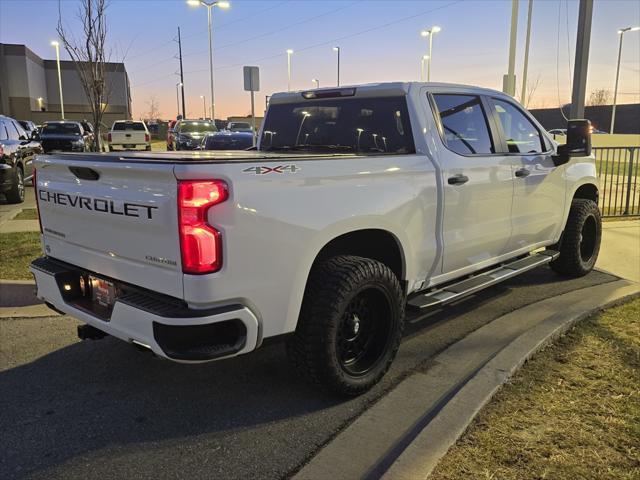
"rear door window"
490,98,544,153
113,122,146,131
260,96,415,154
432,94,495,155
0,121,8,141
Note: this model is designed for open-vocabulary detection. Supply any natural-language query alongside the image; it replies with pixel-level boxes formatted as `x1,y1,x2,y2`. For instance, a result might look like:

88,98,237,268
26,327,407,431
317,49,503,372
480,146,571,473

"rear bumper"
109,143,151,151
30,257,260,363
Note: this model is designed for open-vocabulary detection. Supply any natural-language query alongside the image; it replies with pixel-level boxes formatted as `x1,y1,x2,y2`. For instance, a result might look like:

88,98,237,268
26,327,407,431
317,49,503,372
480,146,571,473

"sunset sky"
1,0,639,120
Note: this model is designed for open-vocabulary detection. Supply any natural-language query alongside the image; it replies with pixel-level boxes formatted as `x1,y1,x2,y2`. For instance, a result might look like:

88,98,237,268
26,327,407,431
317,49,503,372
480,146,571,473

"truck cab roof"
269,81,515,104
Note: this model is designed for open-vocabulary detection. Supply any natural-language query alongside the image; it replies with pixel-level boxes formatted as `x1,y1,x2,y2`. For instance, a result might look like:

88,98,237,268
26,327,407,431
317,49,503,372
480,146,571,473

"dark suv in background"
0,115,42,203
171,119,217,150
39,121,88,153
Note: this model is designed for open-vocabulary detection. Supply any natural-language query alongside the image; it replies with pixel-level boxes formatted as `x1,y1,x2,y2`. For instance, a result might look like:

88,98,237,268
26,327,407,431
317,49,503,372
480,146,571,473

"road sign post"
243,66,260,146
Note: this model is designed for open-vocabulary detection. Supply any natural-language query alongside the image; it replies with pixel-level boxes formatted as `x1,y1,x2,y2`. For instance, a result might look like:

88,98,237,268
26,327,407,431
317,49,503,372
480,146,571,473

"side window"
491,98,544,153
0,121,8,141
6,120,20,140
432,94,494,155
12,120,27,140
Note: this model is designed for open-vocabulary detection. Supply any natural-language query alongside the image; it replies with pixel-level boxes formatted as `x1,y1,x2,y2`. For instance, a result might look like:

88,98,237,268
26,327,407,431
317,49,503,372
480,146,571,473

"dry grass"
13,208,38,220
0,231,41,280
431,298,640,480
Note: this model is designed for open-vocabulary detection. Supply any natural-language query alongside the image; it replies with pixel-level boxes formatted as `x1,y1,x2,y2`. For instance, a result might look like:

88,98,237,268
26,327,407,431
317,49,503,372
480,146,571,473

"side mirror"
553,119,591,166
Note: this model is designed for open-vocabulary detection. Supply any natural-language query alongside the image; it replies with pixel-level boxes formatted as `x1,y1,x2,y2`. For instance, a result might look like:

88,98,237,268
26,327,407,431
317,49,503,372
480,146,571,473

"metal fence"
594,147,638,217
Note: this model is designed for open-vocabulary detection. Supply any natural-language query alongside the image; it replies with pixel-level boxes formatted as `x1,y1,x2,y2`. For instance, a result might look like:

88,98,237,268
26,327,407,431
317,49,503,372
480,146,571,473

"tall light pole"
520,0,534,105
51,41,64,119
611,26,639,133
420,26,441,81
420,55,429,81
176,82,183,118
504,0,519,96
200,95,207,118
312,78,320,89
187,0,230,123
333,46,341,86
286,49,294,91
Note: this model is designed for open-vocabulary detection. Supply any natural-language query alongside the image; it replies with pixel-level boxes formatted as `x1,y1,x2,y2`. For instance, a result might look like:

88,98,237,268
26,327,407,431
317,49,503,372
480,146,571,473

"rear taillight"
107,133,112,142
34,168,43,233
178,180,229,274
144,133,150,142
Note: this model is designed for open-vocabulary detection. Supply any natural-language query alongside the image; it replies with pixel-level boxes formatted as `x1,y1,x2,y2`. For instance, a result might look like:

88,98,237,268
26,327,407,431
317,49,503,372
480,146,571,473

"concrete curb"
0,279,42,309
294,279,640,480
0,304,59,319
383,283,640,480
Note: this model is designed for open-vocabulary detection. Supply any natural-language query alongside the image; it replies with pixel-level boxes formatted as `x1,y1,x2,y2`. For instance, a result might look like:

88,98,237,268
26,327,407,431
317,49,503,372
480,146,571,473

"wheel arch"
572,182,599,204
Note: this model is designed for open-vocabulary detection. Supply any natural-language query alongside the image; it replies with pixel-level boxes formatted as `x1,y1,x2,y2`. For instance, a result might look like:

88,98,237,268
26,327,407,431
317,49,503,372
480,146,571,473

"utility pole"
520,0,534,105
178,27,186,119
503,0,519,96
570,0,593,119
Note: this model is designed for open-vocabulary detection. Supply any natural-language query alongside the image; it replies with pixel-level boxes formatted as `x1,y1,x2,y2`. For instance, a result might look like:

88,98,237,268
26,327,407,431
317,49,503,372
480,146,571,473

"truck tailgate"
111,131,146,144
35,156,183,299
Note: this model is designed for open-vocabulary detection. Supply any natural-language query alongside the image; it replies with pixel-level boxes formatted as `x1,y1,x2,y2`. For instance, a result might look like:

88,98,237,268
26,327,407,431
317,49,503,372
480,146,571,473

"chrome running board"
407,250,560,310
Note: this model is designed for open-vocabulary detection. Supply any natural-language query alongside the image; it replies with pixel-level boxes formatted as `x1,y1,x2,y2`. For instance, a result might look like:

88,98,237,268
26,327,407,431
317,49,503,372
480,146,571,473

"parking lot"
0,267,617,480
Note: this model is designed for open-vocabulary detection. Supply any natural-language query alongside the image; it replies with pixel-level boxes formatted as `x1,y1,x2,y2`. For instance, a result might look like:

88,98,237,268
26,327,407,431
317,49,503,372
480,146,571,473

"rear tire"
5,167,25,204
286,255,405,397
108,146,114,152
550,199,601,277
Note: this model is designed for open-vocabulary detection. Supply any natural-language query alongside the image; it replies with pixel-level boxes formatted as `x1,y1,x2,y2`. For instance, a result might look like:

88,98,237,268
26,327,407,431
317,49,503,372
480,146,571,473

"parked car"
30,82,600,396
200,131,254,150
108,120,151,152
0,114,42,203
18,120,38,138
39,121,88,153
548,128,567,136
172,119,217,150
79,121,95,151
226,121,254,133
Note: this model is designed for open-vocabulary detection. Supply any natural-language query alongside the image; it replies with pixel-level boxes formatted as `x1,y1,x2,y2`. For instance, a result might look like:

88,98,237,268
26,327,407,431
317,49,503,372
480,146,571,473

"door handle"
515,168,530,178
448,174,469,185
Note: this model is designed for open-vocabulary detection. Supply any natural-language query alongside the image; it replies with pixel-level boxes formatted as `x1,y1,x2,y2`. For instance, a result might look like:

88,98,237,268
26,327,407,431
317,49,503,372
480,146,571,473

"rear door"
487,97,565,253
35,156,183,298
430,93,514,274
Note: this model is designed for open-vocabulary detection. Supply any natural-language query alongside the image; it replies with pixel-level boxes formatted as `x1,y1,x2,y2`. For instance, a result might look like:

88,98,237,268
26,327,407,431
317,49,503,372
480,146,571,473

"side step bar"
407,250,559,310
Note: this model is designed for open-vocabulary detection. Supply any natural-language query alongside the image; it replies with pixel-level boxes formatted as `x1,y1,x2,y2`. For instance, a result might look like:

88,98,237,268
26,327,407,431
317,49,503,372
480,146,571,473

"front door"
431,93,514,275
488,97,566,253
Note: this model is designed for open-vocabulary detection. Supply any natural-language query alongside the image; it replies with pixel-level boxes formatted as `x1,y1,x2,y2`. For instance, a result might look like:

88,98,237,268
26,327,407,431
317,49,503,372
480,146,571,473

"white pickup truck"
107,120,151,152
31,83,601,396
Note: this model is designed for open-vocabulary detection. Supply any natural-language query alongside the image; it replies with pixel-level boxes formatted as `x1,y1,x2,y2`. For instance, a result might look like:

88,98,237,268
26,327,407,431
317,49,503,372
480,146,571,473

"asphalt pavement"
0,267,618,480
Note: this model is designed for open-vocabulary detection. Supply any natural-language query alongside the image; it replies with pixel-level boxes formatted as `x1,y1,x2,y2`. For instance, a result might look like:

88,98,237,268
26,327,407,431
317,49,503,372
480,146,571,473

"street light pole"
420,26,441,81
200,95,207,118
51,41,64,119
187,0,230,123
286,49,294,91
176,82,183,118
420,55,429,81
520,0,534,105
333,46,340,86
611,26,639,133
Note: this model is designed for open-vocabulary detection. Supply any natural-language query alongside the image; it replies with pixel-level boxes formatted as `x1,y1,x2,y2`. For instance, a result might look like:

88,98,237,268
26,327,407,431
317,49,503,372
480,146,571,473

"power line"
182,1,361,58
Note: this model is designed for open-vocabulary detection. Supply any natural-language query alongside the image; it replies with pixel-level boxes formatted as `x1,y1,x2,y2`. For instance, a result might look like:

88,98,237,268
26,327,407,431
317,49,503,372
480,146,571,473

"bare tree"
146,96,160,122
588,89,612,106
57,0,112,152
523,74,542,108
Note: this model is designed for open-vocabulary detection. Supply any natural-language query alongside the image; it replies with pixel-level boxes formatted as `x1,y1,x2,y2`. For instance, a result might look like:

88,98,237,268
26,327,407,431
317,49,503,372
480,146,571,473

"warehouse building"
0,43,131,126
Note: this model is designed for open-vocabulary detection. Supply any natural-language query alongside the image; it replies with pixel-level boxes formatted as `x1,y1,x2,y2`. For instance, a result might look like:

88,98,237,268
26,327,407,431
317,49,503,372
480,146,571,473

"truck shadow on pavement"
0,268,619,480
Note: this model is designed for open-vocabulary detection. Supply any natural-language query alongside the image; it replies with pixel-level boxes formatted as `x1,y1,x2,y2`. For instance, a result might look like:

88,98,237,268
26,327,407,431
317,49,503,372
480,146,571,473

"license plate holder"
90,276,117,309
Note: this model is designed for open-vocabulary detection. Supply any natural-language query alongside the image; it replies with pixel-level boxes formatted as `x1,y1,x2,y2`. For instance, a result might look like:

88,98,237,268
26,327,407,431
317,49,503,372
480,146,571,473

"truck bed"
46,150,359,164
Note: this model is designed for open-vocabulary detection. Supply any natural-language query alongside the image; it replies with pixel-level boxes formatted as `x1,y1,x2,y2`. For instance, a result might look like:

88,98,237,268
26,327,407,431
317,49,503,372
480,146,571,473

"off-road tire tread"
550,199,601,277
286,255,404,397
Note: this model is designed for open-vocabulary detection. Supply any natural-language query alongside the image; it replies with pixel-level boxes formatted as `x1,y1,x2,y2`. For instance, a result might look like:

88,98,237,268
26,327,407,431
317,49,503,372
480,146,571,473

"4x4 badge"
242,165,300,175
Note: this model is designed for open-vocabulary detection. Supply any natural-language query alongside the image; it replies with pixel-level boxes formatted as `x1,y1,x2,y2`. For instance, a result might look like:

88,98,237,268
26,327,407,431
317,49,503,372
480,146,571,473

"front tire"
5,167,25,204
550,199,601,277
287,255,405,397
